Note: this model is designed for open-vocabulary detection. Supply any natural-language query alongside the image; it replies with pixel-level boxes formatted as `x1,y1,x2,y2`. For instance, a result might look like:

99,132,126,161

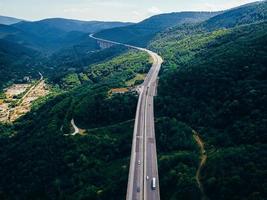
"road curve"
90,34,162,200
63,119,80,136
70,119,80,136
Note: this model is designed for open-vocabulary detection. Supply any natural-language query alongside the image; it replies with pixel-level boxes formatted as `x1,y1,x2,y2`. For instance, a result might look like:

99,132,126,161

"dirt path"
193,130,208,200
17,72,43,107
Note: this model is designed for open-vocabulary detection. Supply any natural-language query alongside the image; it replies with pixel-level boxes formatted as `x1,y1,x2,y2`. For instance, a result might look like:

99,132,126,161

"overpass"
96,40,114,49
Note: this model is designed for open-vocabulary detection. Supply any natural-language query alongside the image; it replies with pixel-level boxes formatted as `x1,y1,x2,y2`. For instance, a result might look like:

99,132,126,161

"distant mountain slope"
94,12,219,47
0,24,70,52
203,1,267,30
0,16,22,25
0,39,43,88
0,24,22,37
13,18,132,34
150,0,267,48
0,19,131,87
0,24,97,53
0,18,132,54
0,24,46,50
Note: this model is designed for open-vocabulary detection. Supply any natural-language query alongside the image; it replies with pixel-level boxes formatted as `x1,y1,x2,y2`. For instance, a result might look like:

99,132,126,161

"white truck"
151,177,156,190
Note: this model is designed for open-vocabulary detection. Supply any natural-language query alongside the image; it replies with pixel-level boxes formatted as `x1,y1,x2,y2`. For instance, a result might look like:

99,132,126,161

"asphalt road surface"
90,34,162,200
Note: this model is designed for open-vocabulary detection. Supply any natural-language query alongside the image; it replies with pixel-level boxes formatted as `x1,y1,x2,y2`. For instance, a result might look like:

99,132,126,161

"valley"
0,1,266,200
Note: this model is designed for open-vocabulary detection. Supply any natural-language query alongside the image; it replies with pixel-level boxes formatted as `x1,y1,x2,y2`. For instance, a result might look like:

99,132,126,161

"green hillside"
0,39,45,89
0,18,134,88
0,18,131,54
0,25,98,53
95,12,219,47
0,1,266,200
149,2,267,199
203,1,267,30
0,48,151,199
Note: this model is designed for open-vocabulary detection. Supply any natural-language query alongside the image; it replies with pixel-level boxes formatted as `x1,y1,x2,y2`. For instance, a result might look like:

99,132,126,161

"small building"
109,88,129,95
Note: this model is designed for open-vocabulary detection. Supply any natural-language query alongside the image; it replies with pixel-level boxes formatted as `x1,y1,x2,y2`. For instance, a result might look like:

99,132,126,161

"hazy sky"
0,0,258,22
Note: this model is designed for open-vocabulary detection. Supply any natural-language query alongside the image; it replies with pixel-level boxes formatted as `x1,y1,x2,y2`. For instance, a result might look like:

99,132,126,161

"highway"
90,34,162,200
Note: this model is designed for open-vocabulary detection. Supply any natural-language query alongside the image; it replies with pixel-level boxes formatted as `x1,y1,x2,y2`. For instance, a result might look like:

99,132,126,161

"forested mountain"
153,21,267,200
0,1,266,200
148,1,267,199
0,11,218,88
0,24,91,88
203,1,267,30
0,24,52,52
0,18,131,54
0,15,22,25
13,18,132,34
151,1,267,47
0,18,132,87
0,39,45,89
0,25,78,53
95,12,219,46
0,24,22,36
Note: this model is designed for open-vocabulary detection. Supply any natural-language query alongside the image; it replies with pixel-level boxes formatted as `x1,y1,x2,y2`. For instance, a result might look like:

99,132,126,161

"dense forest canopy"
149,1,267,199
0,1,267,199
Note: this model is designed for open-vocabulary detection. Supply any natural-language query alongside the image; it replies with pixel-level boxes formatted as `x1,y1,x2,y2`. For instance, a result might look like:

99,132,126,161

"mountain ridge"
95,11,219,47
0,1,266,199
0,15,22,25
0,18,131,54
13,18,133,33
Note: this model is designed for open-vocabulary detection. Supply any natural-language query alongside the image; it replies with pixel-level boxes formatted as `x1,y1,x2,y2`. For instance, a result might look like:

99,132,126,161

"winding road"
90,34,162,200
63,119,80,136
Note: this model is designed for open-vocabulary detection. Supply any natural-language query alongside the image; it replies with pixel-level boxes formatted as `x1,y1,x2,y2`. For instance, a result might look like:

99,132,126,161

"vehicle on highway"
138,160,141,165
151,177,156,190
137,187,140,192
146,176,149,180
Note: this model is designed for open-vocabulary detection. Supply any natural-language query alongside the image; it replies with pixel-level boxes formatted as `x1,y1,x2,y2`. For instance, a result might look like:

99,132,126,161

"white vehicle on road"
151,177,156,190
